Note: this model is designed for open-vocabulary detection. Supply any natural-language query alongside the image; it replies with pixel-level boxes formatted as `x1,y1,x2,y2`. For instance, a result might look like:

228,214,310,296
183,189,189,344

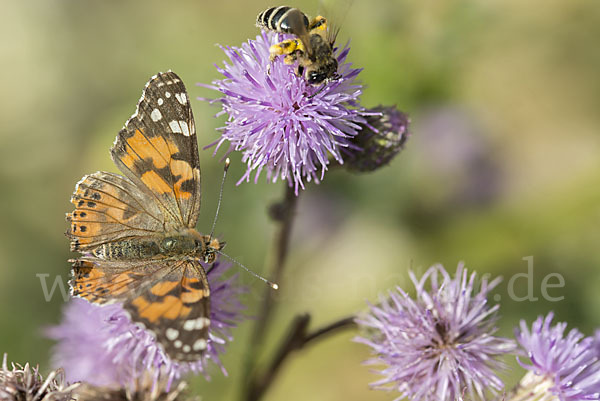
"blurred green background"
1,0,599,399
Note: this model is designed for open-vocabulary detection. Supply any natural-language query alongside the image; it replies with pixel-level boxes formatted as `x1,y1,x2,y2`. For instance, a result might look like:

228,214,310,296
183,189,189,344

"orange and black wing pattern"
71,258,211,361
67,71,212,362
66,171,164,253
110,71,202,230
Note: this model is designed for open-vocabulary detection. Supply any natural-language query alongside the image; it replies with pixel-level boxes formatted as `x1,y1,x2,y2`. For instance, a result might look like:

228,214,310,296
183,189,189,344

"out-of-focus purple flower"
416,106,503,207
345,105,410,172
513,313,600,401
199,31,366,194
47,260,246,390
354,263,515,401
0,354,78,401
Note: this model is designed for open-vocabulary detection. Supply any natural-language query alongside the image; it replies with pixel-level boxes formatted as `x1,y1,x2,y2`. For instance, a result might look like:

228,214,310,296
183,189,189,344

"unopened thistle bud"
345,105,410,172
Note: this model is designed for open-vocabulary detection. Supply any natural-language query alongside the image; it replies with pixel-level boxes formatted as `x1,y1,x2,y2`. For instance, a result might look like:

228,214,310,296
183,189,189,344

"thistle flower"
0,354,78,401
510,313,600,401
200,31,366,194
73,380,199,401
345,105,410,172
47,260,246,390
354,263,515,401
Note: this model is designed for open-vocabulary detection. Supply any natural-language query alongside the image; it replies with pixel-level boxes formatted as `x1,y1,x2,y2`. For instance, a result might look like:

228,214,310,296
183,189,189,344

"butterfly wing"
66,171,164,253
110,71,202,230
71,257,211,362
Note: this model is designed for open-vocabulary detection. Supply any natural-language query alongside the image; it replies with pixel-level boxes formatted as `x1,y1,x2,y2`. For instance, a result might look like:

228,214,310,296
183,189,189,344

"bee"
256,6,339,85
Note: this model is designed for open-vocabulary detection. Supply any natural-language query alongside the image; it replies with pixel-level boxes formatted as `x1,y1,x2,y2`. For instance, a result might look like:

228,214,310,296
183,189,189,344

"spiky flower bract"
511,313,600,401
47,260,246,390
73,380,199,401
0,354,78,401
200,31,366,194
354,263,515,401
345,105,410,172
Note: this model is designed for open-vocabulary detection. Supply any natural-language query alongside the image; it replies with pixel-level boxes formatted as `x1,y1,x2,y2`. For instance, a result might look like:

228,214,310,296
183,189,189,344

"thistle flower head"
73,380,199,401
345,105,410,172
513,313,600,401
47,260,246,390
0,354,78,401
354,263,515,401
200,31,366,194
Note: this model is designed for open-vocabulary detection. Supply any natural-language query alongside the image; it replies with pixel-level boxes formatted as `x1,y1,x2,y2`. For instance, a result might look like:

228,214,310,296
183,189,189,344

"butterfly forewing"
124,260,211,361
111,72,202,230
71,258,211,361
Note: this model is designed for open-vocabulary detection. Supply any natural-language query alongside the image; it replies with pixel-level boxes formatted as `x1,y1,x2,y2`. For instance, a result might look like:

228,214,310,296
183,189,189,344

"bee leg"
283,53,299,65
269,39,305,61
308,16,327,32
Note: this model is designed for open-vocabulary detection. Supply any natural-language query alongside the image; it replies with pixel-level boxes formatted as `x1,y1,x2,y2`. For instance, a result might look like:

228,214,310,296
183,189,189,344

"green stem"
241,184,298,399
246,315,357,401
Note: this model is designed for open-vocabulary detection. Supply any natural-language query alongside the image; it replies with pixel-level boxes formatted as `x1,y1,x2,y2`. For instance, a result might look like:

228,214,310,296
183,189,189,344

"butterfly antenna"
209,158,230,241
217,250,279,290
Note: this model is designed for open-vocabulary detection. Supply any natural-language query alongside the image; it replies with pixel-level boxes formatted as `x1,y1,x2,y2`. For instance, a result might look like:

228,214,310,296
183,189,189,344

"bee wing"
287,8,314,58
318,0,354,46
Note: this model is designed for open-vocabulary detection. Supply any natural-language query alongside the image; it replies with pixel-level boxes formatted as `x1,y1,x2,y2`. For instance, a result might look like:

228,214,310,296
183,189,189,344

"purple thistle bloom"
513,313,600,401
354,263,515,401
199,31,366,194
47,260,246,390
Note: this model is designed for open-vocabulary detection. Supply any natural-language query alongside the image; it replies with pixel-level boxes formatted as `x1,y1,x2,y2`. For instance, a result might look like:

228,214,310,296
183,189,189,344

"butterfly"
66,71,224,362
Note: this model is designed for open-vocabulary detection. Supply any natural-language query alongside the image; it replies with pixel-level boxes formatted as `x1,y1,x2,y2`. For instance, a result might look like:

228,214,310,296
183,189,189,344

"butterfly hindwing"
70,258,160,304
66,171,164,253
110,71,202,230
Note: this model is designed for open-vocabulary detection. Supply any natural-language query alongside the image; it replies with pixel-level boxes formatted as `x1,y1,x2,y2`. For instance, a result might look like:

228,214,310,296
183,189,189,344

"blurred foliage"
1,0,599,400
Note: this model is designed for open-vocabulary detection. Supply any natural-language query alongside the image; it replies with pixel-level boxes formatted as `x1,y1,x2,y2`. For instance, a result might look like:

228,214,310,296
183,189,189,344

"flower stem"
246,314,357,401
241,184,298,398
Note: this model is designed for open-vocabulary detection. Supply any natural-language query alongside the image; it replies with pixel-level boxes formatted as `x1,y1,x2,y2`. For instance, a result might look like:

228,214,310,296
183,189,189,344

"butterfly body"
66,72,221,362
85,229,222,263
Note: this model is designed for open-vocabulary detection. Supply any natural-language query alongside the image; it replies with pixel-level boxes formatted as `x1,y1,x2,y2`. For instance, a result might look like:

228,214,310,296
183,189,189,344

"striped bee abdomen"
256,6,309,33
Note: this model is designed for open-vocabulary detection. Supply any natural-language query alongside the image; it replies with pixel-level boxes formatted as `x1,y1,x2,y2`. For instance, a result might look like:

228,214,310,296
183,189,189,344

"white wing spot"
183,317,211,331
193,339,207,351
166,328,179,340
175,93,187,105
158,98,164,106
197,317,210,329
174,340,182,348
150,108,162,122
165,91,171,98
169,120,190,136
182,345,191,353
183,319,196,331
